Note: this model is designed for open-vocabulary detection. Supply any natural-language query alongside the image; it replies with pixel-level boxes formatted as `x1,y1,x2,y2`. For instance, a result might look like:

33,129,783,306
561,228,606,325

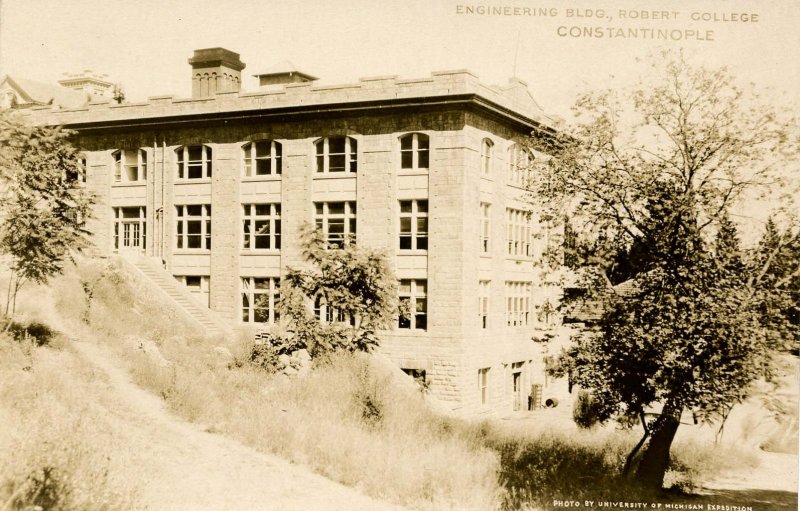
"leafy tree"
0,111,93,316
262,225,400,360
538,51,799,489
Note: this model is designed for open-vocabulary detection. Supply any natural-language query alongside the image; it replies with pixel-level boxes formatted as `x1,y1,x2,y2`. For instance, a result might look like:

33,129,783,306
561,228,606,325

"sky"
1,0,799,119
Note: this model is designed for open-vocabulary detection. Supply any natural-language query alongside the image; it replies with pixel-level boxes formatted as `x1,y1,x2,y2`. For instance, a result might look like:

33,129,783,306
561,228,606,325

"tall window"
176,204,211,250
399,199,428,250
400,133,429,170
507,144,532,186
242,204,281,250
313,296,353,325
506,208,531,257
480,202,491,253
177,145,212,179
480,138,493,176
315,201,356,248
478,368,490,405
478,280,490,329
241,277,280,324
243,141,282,177
113,207,146,252
315,137,357,173
113,149,147,183
505,281,531,327
399,279,427,331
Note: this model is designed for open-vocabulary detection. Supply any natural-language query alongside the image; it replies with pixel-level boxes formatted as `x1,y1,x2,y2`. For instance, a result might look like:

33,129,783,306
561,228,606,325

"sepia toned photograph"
0,0,797,509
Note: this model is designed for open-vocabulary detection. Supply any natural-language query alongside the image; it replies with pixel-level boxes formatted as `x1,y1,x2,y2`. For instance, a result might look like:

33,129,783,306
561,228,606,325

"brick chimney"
188,48,246,98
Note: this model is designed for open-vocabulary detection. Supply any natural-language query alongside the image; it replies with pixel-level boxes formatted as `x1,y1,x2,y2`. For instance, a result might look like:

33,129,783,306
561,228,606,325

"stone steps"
122,256,228,336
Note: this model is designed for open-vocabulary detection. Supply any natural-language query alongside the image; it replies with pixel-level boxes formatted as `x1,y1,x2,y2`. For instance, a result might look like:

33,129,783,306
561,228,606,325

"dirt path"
70,338,405,511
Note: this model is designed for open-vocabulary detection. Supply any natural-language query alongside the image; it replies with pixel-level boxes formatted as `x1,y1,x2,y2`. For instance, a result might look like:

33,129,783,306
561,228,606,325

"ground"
70,337,404,511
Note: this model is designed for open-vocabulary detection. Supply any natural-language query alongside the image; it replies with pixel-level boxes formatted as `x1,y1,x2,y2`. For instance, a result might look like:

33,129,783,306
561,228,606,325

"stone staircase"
121,256,229,337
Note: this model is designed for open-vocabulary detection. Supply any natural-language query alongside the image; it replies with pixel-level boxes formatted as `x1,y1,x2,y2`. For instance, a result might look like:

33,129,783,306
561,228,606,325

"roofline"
43,93,559,140
1,75,36,103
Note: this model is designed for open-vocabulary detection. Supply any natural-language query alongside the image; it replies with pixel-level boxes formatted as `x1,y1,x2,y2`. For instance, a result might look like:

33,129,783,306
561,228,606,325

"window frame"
399,199,429,251
112,206,146,252
398,278,427,331
478,280,490,329
480,138,493,177
241,276,280,324
314,201,357,248
176,145,213,180
242,140,282,177
507,143,533,187
175,204,212,251
399,133,430,171
314,136,358,174
478,367,490,405
480,202,491,254
505,281,531,327
242,203,281,251
506,208,532,258
113,149,148,184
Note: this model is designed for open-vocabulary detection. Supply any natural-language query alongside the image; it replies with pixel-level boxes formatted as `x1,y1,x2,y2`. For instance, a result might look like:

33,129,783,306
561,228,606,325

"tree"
262,225,400,360
0,111,93,316
538,51,799,489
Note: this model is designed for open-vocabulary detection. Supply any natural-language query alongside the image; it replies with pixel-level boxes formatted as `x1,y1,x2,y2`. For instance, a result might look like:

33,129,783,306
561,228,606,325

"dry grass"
45,258,771,510
0,335,138,510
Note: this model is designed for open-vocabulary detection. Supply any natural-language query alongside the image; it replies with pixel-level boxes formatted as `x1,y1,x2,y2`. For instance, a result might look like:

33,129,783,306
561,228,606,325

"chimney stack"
188,48,246,98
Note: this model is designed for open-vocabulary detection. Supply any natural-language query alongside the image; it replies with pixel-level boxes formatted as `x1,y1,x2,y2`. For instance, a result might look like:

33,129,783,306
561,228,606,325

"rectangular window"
479,368,490,405
505,281,531,327
242,203,281,250
315,201,356,248
506,208,531,257
176,204,211,250
399,279,427,331
177,145,212,180
315,137,357,173
114,149,147,183
241,277,280,324
244,141,282,177
175,275,210,307
399,199,428,251
113,206,146,252
313,296,354,325
478,280,490,329
480,202,491,253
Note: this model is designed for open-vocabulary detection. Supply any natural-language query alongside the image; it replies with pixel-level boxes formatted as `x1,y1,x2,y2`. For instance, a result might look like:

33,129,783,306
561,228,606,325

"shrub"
4,320,57,347
572,389,602,428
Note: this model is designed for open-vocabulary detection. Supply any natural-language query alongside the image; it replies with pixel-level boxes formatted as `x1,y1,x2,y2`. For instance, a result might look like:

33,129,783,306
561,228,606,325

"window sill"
479,253,492,259
395,328,429,335
112,181,147,187
505,182,531,191
313,173,357,179
397,249,428,256
506,256,533,263
480,175,494,182
242,175,282,183
398,169,429,176
173,249,211,255
175,179,212,185
240,250,281,256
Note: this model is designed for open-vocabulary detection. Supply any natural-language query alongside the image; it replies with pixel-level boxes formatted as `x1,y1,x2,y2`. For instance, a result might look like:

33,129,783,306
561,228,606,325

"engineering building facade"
24,48,568,415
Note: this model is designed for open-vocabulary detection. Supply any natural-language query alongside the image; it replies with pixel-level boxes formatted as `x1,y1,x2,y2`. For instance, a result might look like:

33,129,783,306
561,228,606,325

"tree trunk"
635,401,683,489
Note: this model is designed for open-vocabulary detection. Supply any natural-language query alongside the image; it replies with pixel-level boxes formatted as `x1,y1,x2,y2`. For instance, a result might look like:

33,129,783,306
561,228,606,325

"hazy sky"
1,0,798,118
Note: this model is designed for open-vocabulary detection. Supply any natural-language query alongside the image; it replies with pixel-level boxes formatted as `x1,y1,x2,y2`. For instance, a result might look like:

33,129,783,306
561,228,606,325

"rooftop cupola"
253,61,318,87
188,47,246,98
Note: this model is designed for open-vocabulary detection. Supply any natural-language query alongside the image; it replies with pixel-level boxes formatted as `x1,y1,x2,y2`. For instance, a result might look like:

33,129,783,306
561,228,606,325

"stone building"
23,47,569,415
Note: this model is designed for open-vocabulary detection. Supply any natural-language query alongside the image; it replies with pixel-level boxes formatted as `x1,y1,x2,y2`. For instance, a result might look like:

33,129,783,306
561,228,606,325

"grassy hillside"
3,257,785,510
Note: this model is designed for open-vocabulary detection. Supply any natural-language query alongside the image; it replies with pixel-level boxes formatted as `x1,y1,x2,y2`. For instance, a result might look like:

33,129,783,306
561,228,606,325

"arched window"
315,136,357,173
480,138,493,176
399,133,429,170
176,145,212,180
243,141,282,177
507,144,532,186
113,149,148,183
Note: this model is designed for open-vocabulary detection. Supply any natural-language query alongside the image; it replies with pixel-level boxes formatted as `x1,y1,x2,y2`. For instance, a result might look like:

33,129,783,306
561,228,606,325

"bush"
4,320,57,347
572,389,602,428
